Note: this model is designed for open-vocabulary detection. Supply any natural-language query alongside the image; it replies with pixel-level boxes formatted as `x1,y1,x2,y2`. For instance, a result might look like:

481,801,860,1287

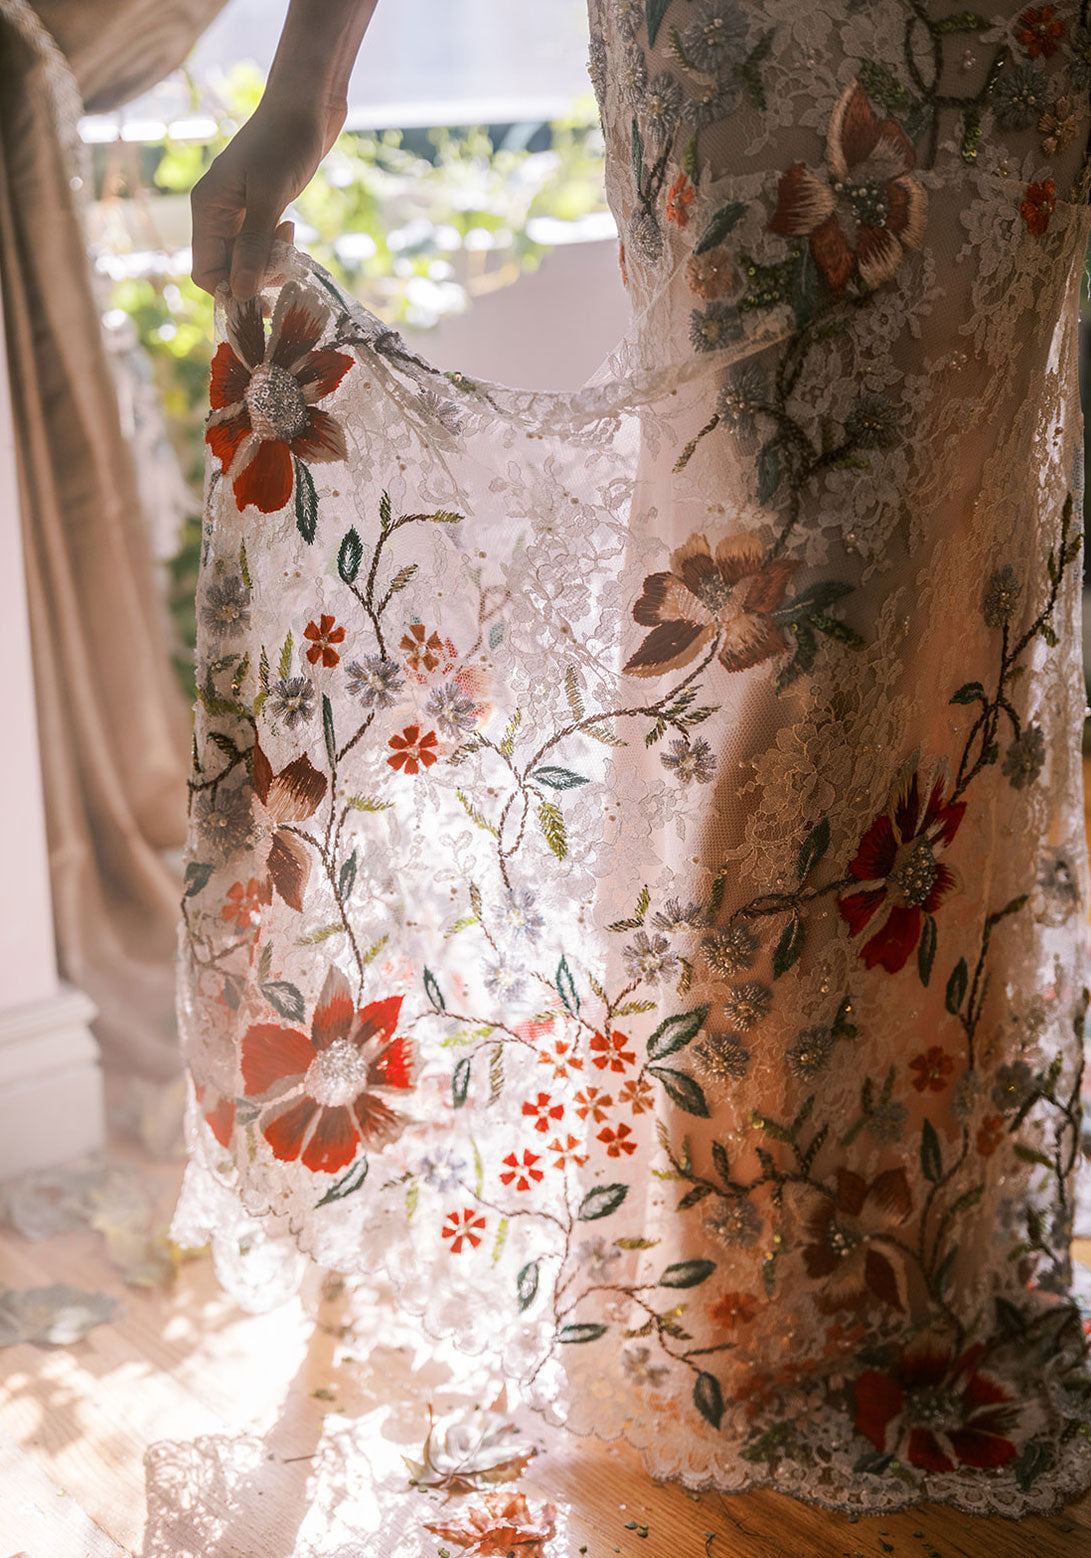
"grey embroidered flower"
982,564,1021,627
722,980,772,1031
345,655,404,709
201,575,251,637
695,1032,751,1080
484,959,527,1002
652,898,706,934
949,1068,980,1122
703,924,759,977
623,930,679,984
622,1344,670,1388
845,392,901,449
1068,26,1091,88
1036,852,1081,922
415,388,466,435
705,1195,762,1249
680,0,749,73
866,1096,909,1143
627,208,664,265
577,1234,623,1280
619,44,648,104
717,367,767,435
268,676,315,728
194,782,253,862
785,1026,835,1081
991,62,1050,128
426,681,479,736
991,1059,1036,1113
416,1148,467,1191
661,735,717,784
690,302,743,353
1002,724,1045,789
682,79,743,130
644,71,685,147
497,887,544,944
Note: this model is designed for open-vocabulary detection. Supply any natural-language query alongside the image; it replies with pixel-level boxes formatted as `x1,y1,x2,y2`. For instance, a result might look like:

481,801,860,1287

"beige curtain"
0,0,228,1078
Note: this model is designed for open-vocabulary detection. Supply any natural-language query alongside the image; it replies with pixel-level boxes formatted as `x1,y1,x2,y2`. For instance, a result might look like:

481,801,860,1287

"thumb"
230,187,282,301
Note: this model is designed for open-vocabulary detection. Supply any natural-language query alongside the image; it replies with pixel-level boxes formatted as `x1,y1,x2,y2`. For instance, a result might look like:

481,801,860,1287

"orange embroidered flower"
548,1133,588,1170
708,1291,759,1328
597,1121,637,1157
442,1206,487,1252
499,1148,544,1190
618,1076,655,1114
221,877,269,930
304,613,346,666
205,281,353,514
387,725,439,774
589,1029,636,1072
666,172,696,226
522,1092,565,1132
400,622,450,675
1021,178,1056,235
909,1045,955,1093
976,1113,1005,1156
1015,5,1066,57
573,1086,613,1122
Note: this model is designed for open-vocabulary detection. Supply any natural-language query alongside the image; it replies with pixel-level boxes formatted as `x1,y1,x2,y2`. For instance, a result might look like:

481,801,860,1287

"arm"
191,0,380,299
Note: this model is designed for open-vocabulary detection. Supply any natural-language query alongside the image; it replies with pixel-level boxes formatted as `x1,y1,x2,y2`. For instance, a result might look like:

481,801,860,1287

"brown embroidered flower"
1021,177,1056,235
800,1166,913,1312
1039,96,1078,154
708,1290,759,1328
685,246,739,299
908,1045,955,1093
976,1114,1005,1156
623,532,799,678
769,80,927,294
1015,5,1066,58
252,739,329,911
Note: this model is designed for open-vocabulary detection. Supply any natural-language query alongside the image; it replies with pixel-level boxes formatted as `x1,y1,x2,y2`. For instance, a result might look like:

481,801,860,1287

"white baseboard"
0,984,104,1176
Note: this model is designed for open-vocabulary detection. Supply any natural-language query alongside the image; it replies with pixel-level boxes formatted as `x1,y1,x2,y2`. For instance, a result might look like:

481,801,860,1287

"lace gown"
174,0,1091,1517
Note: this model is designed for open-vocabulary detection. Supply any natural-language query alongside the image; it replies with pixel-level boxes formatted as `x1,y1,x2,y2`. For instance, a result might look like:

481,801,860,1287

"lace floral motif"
175,0,1091,1519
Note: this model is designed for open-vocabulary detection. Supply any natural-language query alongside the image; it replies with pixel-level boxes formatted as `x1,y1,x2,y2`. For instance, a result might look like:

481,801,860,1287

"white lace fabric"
174,0,1091,1516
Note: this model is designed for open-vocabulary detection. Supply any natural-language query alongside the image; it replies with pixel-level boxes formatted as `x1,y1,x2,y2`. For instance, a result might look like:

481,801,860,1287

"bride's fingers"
274,219,295,244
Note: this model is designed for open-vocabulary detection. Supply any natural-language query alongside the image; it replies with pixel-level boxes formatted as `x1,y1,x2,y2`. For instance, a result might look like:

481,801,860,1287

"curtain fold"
0,0,227,1077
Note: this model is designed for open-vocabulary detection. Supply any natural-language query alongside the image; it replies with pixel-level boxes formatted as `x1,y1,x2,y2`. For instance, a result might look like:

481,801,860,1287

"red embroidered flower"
855,1337,1019,1472
769,79,927,294
535,1033,585,1078
239,965,412,1173
400,622,452,676
1021,178,1056,236
665,172,696,227
589,1029,636,1072
800,1167,913,1312
573,1086,613,1122
252,740,329,911
548,1133,588,1169
304,613,346,667
221,877,269,930
522,1092,565,1132
837,768,966,974
597,1121,637,1157
909,1045,956,1093
1015,5,1066,57
624,532,800,678
205,281,353,514
387,725,439,774
499,1149,544,1190
442,1206,487,1253
976,1114,1005,1156
708,1291,759,1328
194,1079,236,1147
618,1076,656,1114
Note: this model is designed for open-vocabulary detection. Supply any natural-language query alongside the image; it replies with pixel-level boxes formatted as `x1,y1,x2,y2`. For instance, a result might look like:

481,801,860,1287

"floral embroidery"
304,613,346,666
855,1339,1019,1472
387,724,440,774
1021,176,1057,232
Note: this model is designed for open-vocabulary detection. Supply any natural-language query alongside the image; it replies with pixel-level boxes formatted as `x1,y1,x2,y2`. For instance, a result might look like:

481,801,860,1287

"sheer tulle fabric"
174,0,1091,1515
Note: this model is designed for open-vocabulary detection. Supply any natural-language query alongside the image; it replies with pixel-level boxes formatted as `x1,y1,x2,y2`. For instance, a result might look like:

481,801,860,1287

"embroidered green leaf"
338,527,363,584
584,721,625,745
424,966,445,1011
683,134,699,183
792,242,817,328
693,1371,724,1429
559,1322,609,1344
261,981,306,1023
346,795,393,812
649,1066,710,1117
934,1243,958,1295
293,458,318,543
734,29,774,110
278,631,293,680
537,799,567,860
950,681,987,705
456,789,498,836
183,861,214,897
577,1182,629,1221
238,540,251,589
752,1110,794,1145
443,913,477,939
677,1182,713,1210
338,850,357,901
693,201,747,256
387,563,417,594
739,1421,794,1463
918,913,938,986
756,443,782,505
1013,1438,1054,1492
258,644,270,692
498,707,522,757
428,509,463,524
948,1184,985,1216
608,884,650,932
297,923,346,945
936,10,991,30
615,1235,660,1250
854,1449,894,1475
811,614,865,647
920,1118,943,1184
322,695,337,770
659,1259,716,1289
796,817,830,882
712,1140,731,1186
645,0,671,47
531,766,589,790
857,59,912,112
630,116,644,188
379,489,392,530
257,943,273,982
945,957,968,1015
615,999,657,1016
517,1259,540,1312
314,1155,368,1208
775,580,853,622
647,1005,709,1060
563,667,584,721
452,1055,471,1108
556,955,580,1017
772,915,805,979
1012,1143,1055,1170
488,1043,504,1103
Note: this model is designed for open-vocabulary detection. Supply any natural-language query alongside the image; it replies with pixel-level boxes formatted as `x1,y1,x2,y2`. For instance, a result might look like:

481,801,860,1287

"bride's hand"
190,99,345,301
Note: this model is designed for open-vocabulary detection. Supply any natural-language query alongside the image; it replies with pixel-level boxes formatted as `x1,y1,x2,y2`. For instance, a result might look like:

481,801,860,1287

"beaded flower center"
246,362,309,442
892,839,938,907
693,571,737,614
906,1385,964,1432
835,177,890,228
304,1037,370,1107
825,1220,860,1258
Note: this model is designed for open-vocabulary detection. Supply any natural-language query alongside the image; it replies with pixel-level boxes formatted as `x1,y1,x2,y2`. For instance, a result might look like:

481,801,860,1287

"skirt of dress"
173,0,1091,1518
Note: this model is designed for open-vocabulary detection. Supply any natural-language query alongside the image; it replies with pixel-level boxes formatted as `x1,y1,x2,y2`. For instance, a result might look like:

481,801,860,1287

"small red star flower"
387,724,439,774
221,877,269,930
908,1045,955,1093
1021,178,1056,236
589,1029,636,1072
665,172,696,227
597,1121,637,1157
304,613,346,666
499,1149,544,1190
1015,5,1066,57
442,1206,487,1253
522,1092,565,1132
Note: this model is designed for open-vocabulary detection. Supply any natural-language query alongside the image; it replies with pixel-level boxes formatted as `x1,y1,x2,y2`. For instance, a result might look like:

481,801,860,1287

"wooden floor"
0,1137,1089,1557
